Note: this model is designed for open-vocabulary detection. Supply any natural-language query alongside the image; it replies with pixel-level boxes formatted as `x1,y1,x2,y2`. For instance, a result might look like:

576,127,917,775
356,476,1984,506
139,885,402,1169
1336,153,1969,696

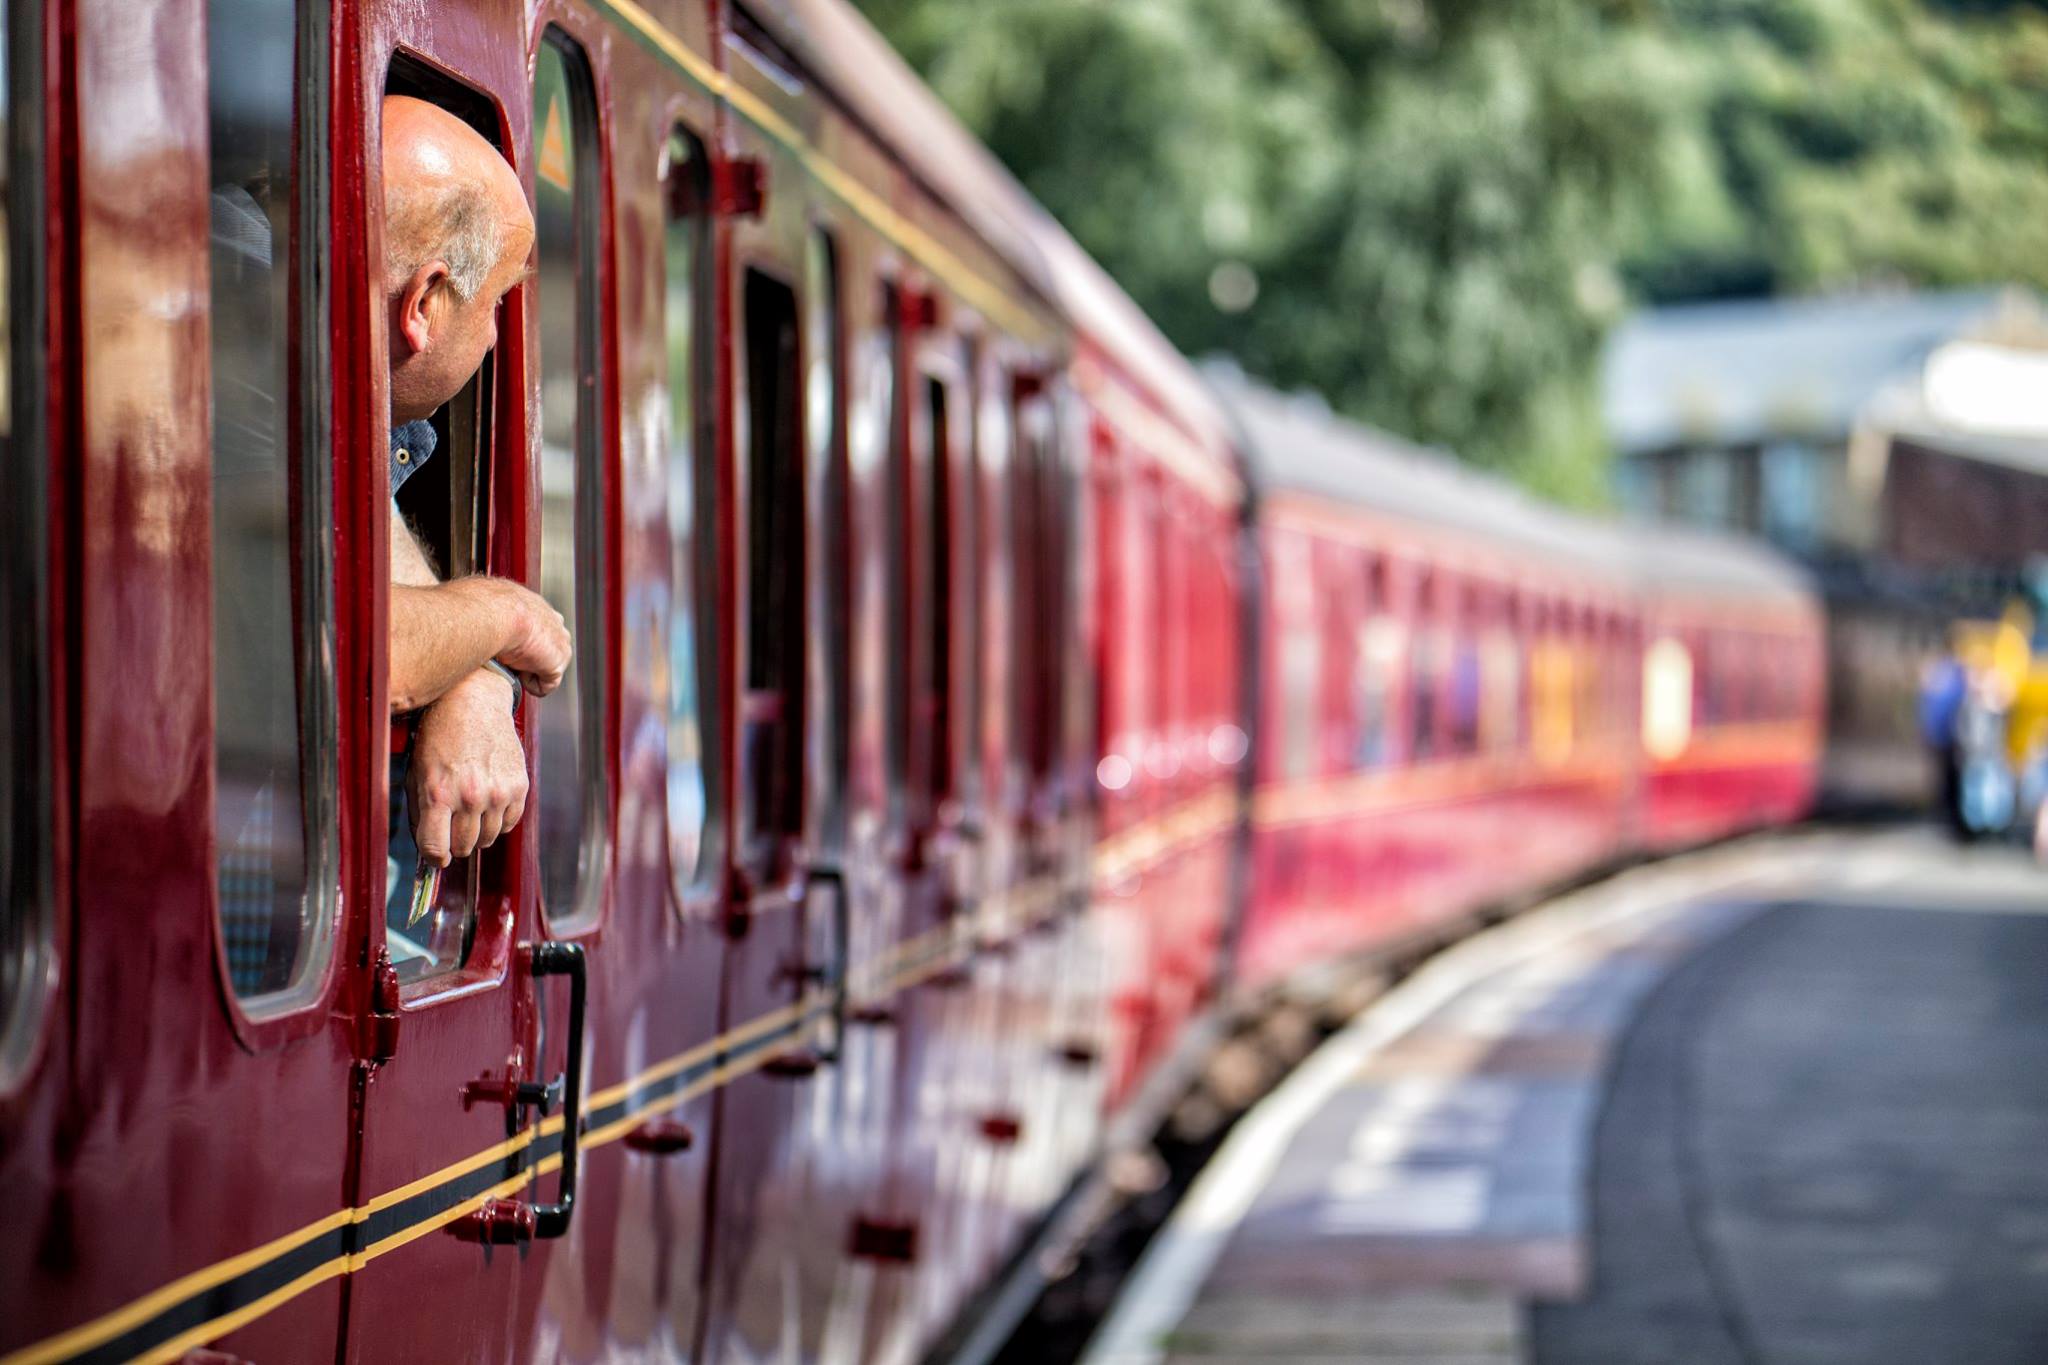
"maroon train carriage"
0,1,1819,1363
1208,369,1824,990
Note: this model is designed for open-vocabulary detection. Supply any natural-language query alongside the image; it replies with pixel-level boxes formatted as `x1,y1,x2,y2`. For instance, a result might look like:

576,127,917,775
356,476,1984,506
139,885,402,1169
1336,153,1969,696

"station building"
1603,286,2048,804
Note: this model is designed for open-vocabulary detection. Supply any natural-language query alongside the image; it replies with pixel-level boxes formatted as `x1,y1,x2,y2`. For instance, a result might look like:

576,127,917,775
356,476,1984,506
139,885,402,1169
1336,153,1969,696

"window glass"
804,231,848,846
1011,393,1043,788
742,270,805,859
976,357,1013,799
664,128,711,888
534,32,606,927
208,0,335,1007
882,290,910,816
921,375,954,806
0,0,51,1076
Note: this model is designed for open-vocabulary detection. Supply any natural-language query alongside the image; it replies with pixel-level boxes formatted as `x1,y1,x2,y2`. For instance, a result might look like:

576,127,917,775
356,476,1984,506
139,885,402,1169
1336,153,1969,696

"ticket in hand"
406,858,444,929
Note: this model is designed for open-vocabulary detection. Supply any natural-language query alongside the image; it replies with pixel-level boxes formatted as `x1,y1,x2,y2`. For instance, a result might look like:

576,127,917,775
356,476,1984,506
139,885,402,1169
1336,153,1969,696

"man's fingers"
415,804,453,868
477,806,505,850
449,809,482,861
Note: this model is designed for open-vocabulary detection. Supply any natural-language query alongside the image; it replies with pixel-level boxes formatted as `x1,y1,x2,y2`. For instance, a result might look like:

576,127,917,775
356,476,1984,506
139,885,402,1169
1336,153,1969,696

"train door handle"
807,862,849,1065
470,941,586,1244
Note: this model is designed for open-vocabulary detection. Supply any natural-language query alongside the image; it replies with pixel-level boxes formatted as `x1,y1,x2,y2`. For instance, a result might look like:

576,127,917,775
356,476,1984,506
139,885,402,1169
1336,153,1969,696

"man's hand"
487,578,572,696
409,668,528,866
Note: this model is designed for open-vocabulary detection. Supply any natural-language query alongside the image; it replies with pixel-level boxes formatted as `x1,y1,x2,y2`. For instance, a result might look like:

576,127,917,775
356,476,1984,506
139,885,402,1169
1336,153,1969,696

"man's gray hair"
386,177,503,300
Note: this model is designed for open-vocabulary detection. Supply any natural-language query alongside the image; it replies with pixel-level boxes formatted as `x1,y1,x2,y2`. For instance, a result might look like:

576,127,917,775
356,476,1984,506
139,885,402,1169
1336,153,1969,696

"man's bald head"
383,95,528,299
382,95,534,422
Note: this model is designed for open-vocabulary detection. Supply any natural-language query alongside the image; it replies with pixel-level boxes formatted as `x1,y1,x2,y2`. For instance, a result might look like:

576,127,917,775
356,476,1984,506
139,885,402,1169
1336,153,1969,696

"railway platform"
1079,828,2048,1365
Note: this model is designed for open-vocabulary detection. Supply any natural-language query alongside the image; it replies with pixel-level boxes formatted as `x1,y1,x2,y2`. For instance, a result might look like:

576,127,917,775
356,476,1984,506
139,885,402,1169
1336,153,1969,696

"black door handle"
527,941,586,1240
467,940,586,1244
808,863,848,1065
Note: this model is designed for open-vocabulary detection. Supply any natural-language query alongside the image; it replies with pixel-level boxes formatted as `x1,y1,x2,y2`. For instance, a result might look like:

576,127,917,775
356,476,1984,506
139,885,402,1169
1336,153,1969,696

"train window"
976,354,1014,803
883,287,910,816
206,0,337,1010
0,0,49,1078
1037,408,1070,791
741,269,806,861
1011,382,1042,797
1352,559,1398,769
533,30,608,930
381,67,502,981
1409,575,1440,761
664,127,715,890
804,230,849,849
954,356,985,813
920,374,955,806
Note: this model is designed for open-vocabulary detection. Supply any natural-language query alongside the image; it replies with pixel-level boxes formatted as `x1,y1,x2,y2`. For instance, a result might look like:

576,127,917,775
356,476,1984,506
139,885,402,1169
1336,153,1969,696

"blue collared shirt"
390,419,438,495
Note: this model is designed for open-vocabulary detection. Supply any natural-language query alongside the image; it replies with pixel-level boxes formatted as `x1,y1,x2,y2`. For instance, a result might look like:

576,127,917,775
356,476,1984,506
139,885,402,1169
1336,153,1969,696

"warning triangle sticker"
538,97,572,193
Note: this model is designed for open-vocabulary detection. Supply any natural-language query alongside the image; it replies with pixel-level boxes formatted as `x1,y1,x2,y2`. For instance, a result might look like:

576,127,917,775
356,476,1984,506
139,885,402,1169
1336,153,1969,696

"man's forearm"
390,579,522,713
389,502,510,713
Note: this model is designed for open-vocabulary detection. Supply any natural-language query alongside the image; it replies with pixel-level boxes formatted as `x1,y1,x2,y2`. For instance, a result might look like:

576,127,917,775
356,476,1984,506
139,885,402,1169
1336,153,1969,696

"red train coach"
1208,369,1824,991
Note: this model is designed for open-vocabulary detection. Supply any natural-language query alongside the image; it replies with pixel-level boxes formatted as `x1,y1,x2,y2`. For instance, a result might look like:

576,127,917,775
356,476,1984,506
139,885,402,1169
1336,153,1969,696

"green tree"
855,0,2048,503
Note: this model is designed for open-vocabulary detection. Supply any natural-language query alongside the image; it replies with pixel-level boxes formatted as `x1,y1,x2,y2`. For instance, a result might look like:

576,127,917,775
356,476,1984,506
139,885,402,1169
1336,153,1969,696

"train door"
335,8,699,1358
695,37,830,1351
908,324,1012,1338
336,22,551,1364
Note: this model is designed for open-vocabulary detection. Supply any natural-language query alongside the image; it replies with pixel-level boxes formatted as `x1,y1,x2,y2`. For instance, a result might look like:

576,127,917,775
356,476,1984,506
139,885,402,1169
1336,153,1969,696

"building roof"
1602,287,2046,455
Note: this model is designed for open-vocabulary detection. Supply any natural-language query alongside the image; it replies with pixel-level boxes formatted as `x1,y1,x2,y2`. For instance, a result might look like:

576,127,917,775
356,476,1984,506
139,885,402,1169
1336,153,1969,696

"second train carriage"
0,0,1820,1362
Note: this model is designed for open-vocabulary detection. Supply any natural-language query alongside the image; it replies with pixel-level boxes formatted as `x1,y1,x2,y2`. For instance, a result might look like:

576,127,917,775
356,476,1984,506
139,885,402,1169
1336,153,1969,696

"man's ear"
395,260,453,357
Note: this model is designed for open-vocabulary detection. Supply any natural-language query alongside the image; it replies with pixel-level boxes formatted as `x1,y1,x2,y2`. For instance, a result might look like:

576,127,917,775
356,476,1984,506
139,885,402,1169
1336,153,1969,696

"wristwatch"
481,659,523,713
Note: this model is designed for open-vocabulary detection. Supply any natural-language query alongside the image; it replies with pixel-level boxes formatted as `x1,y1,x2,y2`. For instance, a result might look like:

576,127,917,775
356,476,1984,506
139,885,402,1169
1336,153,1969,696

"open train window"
664,126,716,893
740,268,806,868
0,0,50,1081
381,61,503,981
533,29,609,930
206,0,338,1014
804,230,849,851
920,372,956,808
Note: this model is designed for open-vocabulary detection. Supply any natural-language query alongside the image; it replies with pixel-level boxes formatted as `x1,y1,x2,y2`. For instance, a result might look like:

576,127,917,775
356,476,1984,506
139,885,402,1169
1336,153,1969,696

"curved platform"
1083,829,2048,1365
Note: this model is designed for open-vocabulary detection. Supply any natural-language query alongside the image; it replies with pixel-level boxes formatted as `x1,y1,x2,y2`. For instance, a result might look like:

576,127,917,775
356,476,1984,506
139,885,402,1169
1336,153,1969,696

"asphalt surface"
1531,895,2048,1365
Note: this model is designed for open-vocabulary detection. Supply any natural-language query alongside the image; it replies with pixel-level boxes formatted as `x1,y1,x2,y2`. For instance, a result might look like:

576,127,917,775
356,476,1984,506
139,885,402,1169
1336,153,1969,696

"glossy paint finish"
1,2,1820,1364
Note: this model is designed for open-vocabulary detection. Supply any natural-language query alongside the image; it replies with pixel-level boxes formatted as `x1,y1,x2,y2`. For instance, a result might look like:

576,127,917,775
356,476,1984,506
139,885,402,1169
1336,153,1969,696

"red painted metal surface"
0,0,1821,1362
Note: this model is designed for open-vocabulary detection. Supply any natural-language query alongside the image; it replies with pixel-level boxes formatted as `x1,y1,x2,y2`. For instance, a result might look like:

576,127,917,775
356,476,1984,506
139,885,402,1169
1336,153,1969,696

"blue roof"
1602,288,2042,454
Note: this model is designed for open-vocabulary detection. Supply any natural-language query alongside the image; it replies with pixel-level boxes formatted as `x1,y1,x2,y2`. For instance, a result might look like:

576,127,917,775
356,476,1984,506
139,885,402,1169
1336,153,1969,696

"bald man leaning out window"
382,95,571,869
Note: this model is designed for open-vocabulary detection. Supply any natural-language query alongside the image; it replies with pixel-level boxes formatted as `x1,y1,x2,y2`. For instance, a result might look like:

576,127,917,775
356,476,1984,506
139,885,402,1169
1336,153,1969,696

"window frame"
531,24,613,936
0,0,52,1087
206,0,342,1036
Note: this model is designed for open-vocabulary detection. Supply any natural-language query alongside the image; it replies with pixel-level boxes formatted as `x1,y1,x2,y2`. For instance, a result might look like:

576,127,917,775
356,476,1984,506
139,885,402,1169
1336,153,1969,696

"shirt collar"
390,419,438,496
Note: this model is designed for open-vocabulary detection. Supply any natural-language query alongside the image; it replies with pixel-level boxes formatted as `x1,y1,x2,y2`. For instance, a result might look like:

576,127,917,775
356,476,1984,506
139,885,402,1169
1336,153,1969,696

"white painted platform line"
1077,838,1836,1365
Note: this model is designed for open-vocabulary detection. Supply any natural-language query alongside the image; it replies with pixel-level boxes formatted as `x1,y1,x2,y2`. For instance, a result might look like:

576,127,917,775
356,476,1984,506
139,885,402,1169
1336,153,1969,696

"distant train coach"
0,0,1822,1362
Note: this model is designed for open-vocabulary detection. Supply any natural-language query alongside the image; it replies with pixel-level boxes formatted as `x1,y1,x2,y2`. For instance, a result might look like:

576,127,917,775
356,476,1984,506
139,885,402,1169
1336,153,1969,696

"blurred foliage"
854,0,2048,502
